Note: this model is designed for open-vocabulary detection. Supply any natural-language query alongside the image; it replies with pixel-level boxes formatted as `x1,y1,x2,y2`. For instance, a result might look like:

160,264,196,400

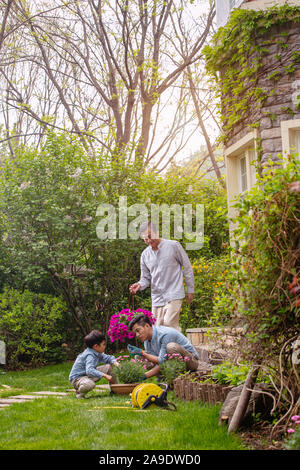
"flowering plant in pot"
110,356,145,395
107,308,156,343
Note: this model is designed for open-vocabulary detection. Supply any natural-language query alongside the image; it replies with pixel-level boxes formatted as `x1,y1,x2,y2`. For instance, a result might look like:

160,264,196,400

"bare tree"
0,0,216,169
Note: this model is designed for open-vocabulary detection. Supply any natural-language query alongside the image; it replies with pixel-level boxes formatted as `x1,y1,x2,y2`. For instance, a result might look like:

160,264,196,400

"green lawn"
0,363,246,450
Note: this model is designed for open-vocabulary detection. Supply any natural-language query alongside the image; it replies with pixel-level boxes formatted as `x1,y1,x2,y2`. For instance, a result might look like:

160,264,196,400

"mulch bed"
238,422,285,450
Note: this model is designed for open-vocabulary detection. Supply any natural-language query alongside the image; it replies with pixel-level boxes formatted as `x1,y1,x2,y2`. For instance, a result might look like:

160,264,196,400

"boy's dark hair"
129,314,152,331
84,330,105,348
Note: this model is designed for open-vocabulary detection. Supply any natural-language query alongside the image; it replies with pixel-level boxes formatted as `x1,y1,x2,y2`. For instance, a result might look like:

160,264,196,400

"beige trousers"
166,342,199,371
72,364,115,396
152,299,183,332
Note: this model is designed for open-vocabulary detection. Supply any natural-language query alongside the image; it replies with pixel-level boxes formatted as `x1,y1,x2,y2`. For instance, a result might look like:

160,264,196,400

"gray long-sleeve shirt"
138,239,194,307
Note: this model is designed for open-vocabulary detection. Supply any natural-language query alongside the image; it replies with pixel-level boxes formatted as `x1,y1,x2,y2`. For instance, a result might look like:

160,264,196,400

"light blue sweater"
69,347,116,382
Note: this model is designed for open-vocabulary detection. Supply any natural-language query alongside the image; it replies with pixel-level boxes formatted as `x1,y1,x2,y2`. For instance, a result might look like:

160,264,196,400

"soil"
239,422,284,450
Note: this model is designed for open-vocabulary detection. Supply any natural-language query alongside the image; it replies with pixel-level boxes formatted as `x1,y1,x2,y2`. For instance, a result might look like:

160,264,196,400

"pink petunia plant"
107,308,156,343
286,415,300,436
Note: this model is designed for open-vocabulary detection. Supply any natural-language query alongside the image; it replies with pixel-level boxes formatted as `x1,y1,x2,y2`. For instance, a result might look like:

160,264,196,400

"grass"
0,362,246,450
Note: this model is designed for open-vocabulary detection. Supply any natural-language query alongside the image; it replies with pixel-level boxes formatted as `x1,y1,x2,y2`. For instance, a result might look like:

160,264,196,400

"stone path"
0,390,68,409
0,384,110,410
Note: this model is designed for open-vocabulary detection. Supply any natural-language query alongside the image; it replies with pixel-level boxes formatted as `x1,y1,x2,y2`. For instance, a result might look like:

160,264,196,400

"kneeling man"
128,314,199,379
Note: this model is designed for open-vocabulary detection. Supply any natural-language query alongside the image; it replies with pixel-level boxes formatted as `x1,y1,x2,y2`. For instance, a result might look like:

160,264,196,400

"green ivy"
203,4,300,141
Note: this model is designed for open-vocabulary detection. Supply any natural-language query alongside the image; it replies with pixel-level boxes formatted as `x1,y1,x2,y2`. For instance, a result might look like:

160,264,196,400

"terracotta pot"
110,383,140,395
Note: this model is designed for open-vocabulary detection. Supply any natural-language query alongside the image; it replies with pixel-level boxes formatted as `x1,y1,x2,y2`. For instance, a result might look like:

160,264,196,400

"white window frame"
224,130,258,230
230,0,243,11
281,119,300,160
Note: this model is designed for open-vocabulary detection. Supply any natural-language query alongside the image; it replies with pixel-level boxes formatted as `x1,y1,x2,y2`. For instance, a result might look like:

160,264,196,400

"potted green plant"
110,356,145,395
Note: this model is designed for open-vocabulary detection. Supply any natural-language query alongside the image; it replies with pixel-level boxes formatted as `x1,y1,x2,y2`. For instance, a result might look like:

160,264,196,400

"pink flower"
107,308,156,342
291,415,300,421
287,428,295,433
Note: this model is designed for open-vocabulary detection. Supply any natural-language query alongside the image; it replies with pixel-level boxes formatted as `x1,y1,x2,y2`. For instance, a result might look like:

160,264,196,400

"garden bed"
173,372,233,404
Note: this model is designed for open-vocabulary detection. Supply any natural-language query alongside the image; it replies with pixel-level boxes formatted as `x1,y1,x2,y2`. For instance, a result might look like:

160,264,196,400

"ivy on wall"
203,4,300,143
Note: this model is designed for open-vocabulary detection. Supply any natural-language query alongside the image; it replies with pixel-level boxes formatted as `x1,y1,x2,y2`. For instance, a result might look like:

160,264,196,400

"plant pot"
109,383,140,395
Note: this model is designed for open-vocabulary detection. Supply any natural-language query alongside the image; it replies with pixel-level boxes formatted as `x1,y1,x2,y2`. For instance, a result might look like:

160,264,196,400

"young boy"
69,330,119,398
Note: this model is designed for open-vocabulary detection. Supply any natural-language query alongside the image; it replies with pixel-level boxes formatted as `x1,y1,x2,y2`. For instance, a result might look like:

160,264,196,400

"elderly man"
129,221,194,331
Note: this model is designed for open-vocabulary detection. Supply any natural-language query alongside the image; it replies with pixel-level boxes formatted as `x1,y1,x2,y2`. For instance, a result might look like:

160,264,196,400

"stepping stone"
11,395,43,400
0,404,10,408
0,398,30,404
31,391,68,396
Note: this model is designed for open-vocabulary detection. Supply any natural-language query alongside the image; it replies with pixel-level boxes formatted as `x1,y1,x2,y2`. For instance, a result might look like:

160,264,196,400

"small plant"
211,361,250,386
135,356,155,371
114,356,145,384
211,361,271,387
285,415,300,450
159,354,189,387
107,309,156,343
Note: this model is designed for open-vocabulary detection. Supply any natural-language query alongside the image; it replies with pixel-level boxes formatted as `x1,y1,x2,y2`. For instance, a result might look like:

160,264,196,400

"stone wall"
223,21,300,166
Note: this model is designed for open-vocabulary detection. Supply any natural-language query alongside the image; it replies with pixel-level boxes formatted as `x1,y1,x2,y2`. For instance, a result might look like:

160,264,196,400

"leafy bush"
0,132,146,340
180,255,230,330
211,361,249,387
114,358,145,384
159,354,188,387
212,156,300,363
0,287,70,369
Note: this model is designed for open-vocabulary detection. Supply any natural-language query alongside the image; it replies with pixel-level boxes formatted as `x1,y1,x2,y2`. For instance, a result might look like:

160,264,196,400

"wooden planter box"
173,375,233,404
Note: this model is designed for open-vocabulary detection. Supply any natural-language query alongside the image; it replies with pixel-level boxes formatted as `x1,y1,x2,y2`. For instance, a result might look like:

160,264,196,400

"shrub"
211,155,300,432
159,354,188,387
0,287,70,369
211,361,250,387
114,357,145,384
180,255,231,330
212,155,300,363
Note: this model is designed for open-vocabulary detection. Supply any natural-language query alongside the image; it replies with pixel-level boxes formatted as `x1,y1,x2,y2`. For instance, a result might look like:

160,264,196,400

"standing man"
129,221,194,332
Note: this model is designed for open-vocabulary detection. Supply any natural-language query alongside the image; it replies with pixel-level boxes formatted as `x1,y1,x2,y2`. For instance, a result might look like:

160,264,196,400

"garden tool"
127,344,142,356
130,383,177,411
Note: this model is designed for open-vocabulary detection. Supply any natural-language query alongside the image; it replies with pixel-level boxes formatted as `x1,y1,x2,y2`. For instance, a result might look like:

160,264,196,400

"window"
237,147,257,194
249,148,257,186
281,119,300,160
290,129,300,158
224,131,258,229
239,155,248,192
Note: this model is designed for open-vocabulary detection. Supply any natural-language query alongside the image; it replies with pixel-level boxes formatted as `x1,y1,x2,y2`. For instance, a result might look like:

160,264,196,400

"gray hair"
139,221,159,235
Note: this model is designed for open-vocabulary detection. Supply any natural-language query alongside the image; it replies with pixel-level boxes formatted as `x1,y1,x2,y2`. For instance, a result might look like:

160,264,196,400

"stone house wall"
223,21,300,166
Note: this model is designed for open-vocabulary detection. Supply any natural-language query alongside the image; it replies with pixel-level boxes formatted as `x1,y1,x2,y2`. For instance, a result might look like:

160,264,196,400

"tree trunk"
188,70,225,188
228,366,260,433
